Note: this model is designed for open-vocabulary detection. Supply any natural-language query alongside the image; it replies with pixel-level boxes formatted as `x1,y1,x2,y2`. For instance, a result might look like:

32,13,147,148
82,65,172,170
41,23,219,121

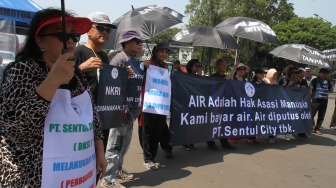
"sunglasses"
237,68,246,71
194,64,202,68
93,25,112,33
131,38,143,45
39,32,80,42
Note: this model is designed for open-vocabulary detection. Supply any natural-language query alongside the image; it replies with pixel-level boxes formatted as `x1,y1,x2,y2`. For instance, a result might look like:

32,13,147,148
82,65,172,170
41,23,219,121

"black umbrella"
104,5,184,49
215,17,279,45
171,25,241,50
322,49,336,62
269,44,332,68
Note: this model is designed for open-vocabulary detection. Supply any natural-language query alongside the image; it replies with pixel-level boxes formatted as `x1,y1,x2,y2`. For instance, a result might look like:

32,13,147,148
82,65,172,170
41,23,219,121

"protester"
74,11,116,185
287,68,310,138
329,98,336,130
209,59,236,150
278,66,300,140
248,68,267,144
100,28,143,188
179,59,203,150
0,8,106,187
277,66,290,85
304,67,316,86
227,61,247,143
138,43,173,170
172,59,183,73
310,68,334,135
263,68,278,143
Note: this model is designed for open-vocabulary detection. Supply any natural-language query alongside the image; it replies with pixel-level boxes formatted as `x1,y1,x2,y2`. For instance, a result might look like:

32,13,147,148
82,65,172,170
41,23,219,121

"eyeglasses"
131,38,143,45
38,32,80,42
92,25,112,33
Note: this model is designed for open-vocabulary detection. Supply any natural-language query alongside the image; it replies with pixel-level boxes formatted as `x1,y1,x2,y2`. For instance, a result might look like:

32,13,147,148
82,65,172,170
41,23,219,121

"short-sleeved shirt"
75,45,109,103
211,72,226,79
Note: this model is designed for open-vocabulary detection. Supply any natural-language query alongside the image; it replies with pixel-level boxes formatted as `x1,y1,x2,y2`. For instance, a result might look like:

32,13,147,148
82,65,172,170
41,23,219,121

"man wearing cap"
209,59,236,149
74,11,117,186
310,68,334,135
304,67,316,86
101,28,145,188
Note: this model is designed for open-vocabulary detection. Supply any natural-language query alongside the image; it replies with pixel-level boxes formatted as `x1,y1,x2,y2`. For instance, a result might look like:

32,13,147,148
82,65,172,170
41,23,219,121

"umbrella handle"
234,37,240,64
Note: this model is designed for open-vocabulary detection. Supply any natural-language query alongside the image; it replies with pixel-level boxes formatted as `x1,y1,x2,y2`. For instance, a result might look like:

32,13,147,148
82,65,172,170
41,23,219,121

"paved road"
96,93,336,188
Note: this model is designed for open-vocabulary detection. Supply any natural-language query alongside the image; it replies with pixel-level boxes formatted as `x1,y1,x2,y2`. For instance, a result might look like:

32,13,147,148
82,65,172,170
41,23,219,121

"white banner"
42,89,96,188
143,65,171,115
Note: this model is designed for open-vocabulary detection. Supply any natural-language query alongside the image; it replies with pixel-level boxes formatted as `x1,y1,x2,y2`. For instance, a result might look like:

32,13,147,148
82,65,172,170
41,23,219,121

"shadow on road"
121,144,226,187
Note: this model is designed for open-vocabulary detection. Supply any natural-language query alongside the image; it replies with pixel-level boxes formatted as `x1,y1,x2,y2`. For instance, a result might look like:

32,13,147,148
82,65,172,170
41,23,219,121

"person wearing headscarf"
263,68,278,143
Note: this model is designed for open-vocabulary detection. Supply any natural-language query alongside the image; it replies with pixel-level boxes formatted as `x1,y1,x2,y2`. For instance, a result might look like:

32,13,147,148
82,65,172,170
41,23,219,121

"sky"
31,0,336,43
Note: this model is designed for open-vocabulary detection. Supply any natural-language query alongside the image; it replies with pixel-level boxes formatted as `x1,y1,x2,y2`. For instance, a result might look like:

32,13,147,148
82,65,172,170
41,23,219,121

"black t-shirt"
211,72,226,78
277,76,286,85
75,45,109,103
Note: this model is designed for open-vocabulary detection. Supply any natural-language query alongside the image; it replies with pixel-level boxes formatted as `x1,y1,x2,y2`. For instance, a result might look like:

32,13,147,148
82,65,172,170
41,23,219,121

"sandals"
189,144,197,149
180,145,191,151
247,139,261,144
180,144,197,151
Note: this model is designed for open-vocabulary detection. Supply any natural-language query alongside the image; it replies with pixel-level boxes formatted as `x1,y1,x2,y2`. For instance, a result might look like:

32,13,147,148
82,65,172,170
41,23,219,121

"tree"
273,17,336,49
271,17,336,74
146,28,181,44
184,0,296,75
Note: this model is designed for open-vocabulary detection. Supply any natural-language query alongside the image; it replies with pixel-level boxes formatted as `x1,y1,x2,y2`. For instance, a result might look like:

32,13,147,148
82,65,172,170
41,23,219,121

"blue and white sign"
142,65,171,115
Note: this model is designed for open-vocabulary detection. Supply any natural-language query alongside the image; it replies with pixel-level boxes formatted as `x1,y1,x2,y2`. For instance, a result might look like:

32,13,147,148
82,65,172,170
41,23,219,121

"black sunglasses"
39,32,81,42
194,64,202,68
93,25,112,33
130,38,143,44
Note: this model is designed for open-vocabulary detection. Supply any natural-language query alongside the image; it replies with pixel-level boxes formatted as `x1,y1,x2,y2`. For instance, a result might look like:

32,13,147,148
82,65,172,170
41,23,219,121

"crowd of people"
0,8,335,188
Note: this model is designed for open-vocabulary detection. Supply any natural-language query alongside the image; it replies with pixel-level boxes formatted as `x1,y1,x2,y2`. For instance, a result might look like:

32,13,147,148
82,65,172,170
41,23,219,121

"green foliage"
273,17,336,49
184,0,297,75
146,28,181,44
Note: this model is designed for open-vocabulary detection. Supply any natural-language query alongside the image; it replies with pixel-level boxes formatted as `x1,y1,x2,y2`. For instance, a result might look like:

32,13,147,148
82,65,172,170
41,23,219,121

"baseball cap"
87,12,117,28
155,43,171,52
304,67,311,71
319,68,330,73
254,68,266,74
35,16,92,38
295,68,305,74
118,28,143,44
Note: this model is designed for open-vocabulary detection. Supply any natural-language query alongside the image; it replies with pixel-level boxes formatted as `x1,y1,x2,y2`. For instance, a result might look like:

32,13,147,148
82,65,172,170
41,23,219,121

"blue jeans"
104,108,138,183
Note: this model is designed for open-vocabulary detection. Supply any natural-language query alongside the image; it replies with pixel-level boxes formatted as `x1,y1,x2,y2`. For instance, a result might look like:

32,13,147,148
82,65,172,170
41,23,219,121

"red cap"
35,16,92,38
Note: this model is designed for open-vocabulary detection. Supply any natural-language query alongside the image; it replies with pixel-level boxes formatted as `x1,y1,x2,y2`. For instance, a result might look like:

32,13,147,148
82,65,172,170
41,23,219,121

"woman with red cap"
0,9,106,187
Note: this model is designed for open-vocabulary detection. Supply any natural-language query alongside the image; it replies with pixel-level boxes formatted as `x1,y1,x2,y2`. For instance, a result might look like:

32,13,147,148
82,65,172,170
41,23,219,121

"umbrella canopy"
322,49,336,61
215,17,279,45
0,0,42,27
171,26,241,50
269,44,332,68
104,5,184,49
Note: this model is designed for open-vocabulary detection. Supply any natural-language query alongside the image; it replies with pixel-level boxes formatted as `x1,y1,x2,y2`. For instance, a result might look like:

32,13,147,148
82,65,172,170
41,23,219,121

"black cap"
173,60,180,65
254,68,266,74
319,68,330,73
156,42,171,52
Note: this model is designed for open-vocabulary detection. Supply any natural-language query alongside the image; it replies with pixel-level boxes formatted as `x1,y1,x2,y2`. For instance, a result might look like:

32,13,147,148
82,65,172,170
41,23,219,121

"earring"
40,47,45,52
